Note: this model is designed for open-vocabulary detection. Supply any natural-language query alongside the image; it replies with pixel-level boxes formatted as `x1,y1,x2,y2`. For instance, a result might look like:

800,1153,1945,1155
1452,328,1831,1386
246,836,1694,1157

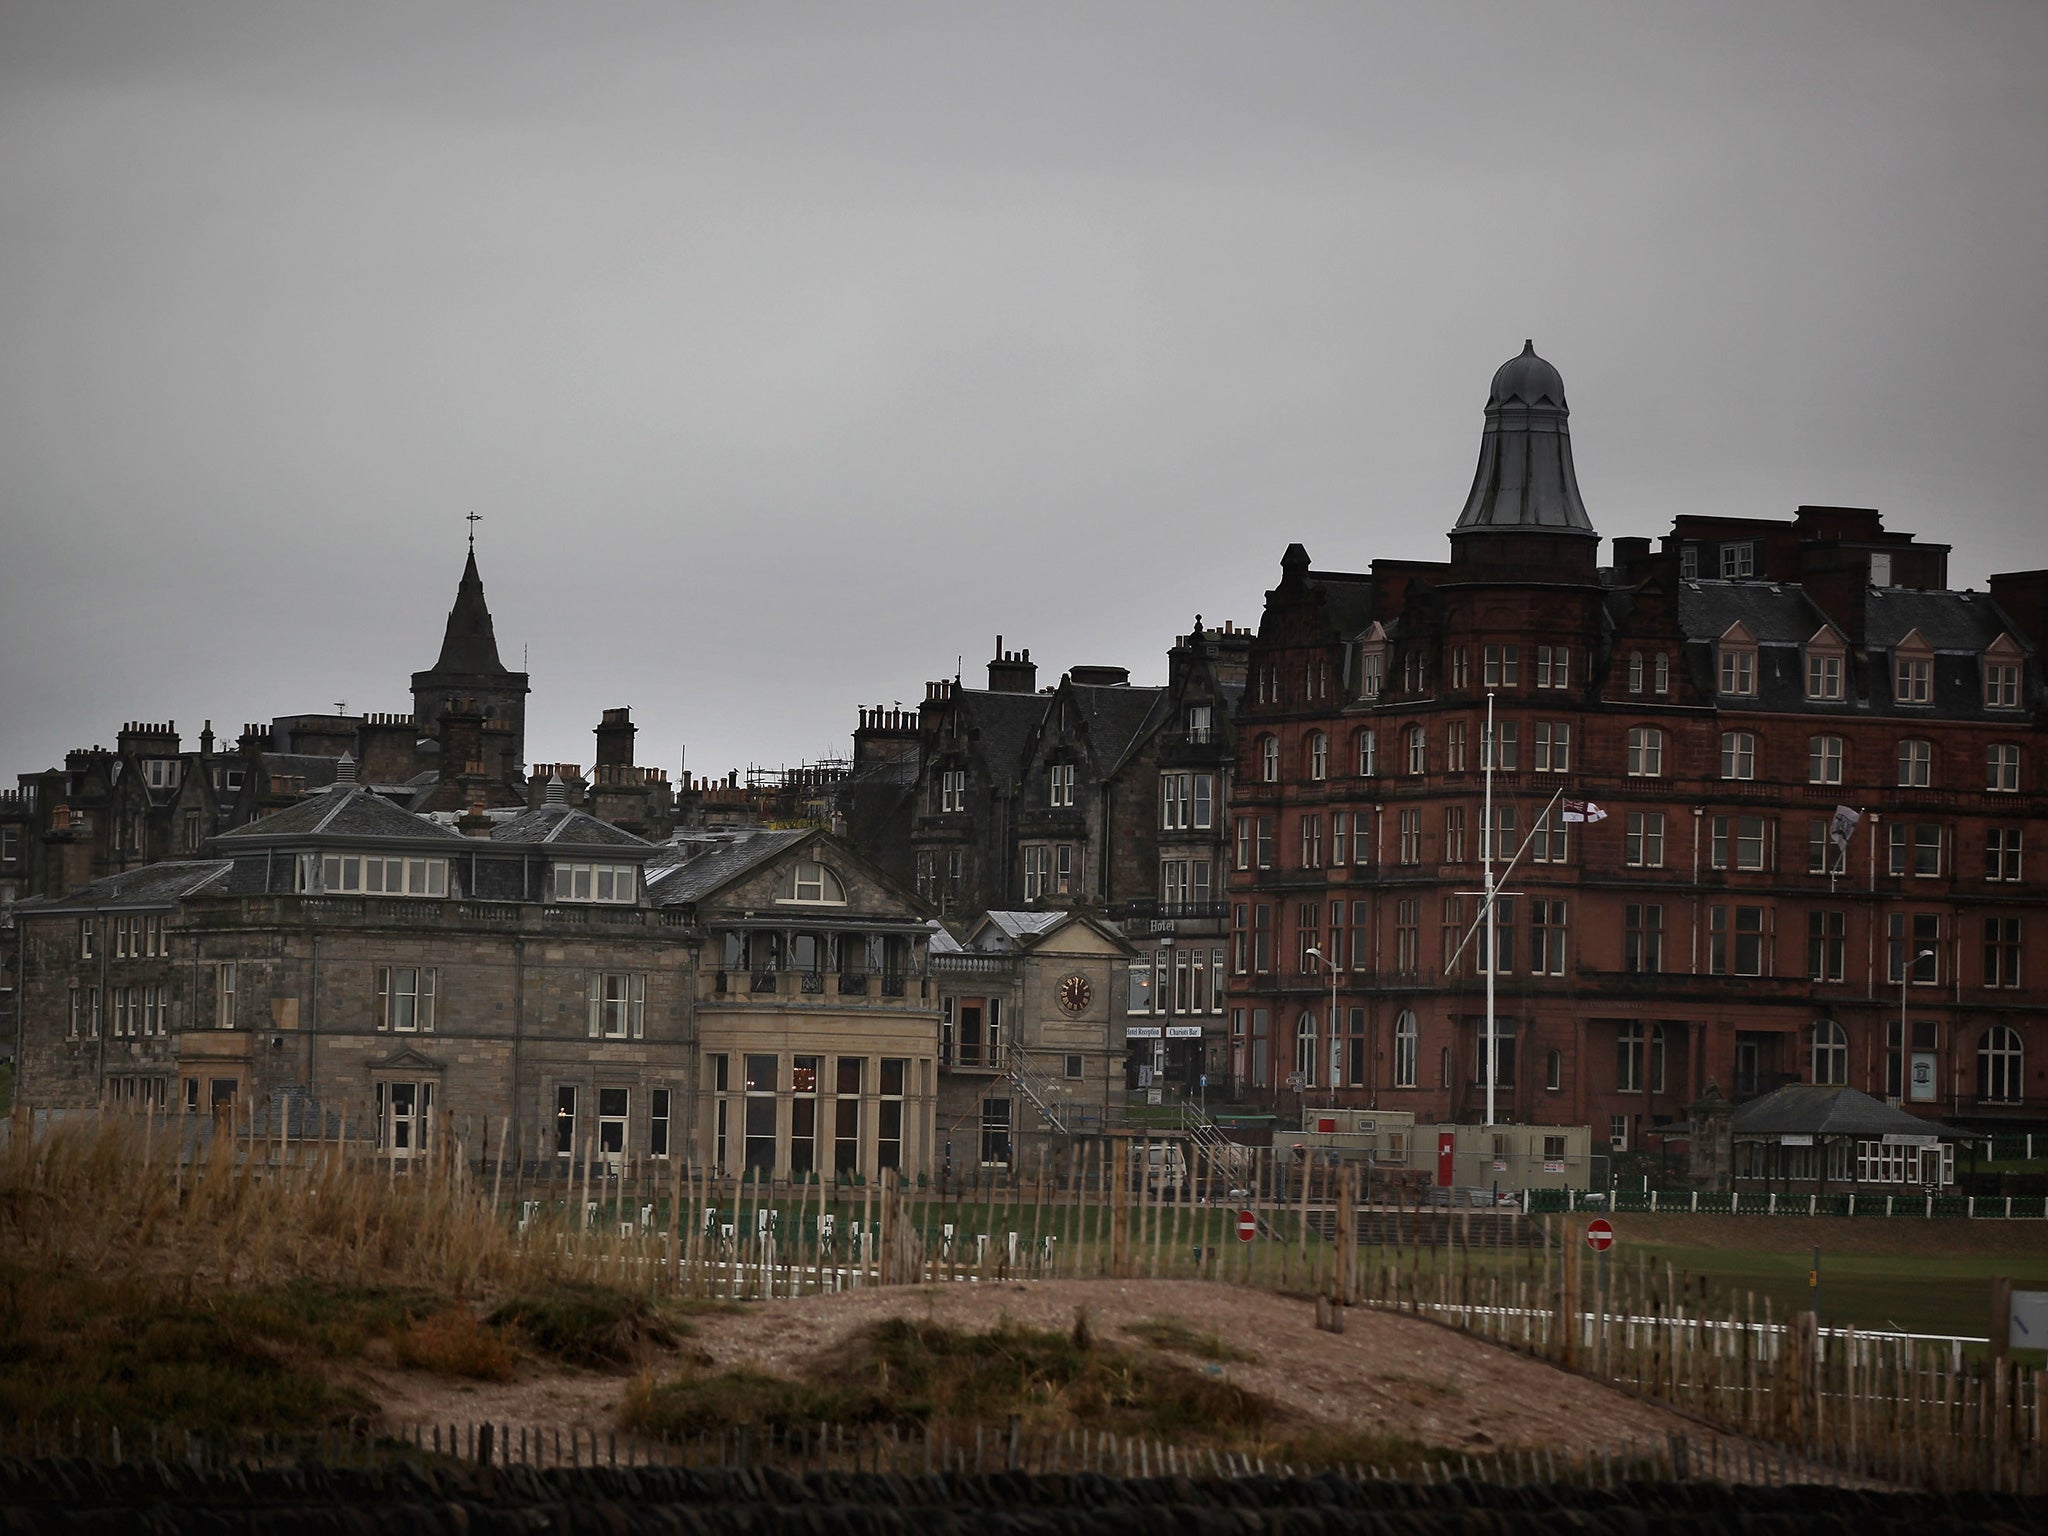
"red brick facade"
1224,350,2046,1147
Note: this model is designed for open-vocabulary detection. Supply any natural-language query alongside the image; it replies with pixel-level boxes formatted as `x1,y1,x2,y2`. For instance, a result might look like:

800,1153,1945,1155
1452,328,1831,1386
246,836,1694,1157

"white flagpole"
1483,692,1496,1129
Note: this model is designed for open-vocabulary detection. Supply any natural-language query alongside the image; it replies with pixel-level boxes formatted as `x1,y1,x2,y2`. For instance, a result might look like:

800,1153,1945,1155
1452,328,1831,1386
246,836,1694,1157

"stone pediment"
375,1046,445,1074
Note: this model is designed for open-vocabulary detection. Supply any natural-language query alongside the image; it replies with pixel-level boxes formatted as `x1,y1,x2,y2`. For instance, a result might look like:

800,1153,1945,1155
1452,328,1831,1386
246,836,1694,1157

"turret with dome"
1449,340,1600,583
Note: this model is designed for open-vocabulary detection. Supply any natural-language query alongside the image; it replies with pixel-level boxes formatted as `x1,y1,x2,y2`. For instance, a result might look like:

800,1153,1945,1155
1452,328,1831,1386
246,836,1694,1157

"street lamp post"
1899,945,1936,1101
1306,945,1338,1108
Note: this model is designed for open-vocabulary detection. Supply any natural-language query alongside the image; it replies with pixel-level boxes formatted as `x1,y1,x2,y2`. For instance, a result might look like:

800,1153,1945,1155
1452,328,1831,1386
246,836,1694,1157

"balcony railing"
837,972,870,998
930,953,1009,976
751,970,779,995
881,974,908,997
800,971,825,994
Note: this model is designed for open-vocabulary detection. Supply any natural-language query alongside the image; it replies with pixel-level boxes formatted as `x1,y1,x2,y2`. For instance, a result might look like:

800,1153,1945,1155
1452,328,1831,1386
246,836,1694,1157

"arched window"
1439,1046,1452,1089
1405,724,1426,775
1812,1019,1848,1085
1978,1025,2024,1104
1394,1010,1417,1088
783,860,847,904
1307,732,1328,781
1259,735,1280,783
1295,1012,1317,1087
1356,729,1377,777
1545,1048,1563,1092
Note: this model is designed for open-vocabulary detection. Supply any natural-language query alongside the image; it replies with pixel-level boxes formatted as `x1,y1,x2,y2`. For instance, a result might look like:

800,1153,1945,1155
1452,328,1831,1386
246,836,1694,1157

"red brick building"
1226,341,2047,1150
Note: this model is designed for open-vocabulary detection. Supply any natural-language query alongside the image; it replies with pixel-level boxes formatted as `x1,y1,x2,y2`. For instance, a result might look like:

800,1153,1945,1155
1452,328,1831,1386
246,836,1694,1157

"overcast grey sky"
3,1,2043,783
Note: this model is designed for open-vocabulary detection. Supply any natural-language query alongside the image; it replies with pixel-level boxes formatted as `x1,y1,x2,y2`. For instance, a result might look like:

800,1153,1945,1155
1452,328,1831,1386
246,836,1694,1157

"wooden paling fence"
0,1414,1882,1491
30,1105,2048,1493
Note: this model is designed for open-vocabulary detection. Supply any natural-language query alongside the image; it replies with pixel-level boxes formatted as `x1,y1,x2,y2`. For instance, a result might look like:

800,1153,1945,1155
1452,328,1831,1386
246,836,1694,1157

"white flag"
1829,805,1861,852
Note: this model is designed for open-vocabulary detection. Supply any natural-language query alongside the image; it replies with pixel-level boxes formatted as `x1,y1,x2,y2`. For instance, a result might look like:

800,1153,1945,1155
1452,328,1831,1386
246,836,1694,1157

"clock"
1057,974,1093,1014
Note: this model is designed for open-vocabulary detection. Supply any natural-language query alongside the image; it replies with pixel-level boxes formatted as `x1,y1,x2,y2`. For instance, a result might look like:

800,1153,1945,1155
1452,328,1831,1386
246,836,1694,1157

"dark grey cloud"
3,1,2043,780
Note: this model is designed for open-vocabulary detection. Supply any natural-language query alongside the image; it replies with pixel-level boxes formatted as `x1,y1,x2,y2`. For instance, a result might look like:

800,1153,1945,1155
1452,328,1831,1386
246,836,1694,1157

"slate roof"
1310,572,1378,639
490,806,653,852
1677,582,1832,646
218,785,471,844
1071,683,1168,770
20,860,232,911
1863,588,2024,653
975,910,1067,949
1732,1083,1954,1139
645,829,810,906
950,689,1053,778
423,550,511,676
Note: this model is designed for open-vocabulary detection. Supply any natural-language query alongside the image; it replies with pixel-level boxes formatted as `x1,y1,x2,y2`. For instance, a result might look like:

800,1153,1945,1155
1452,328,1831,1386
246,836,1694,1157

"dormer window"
782,860,847,904
1626,651,1643,694
144,760,181,791
553,862,637,903
1654,654,1670,694
1401,651,1426,693
1679,545,1699,579
301,853,449,897
1983,635,2023,709
1717,624,1758,697
933,768,966,813
1048,762,1075,808
1184,704,1213,743
1356,626,1387,700
1804,629,1846,701
1718,542,1756,579
1893,631,1933,704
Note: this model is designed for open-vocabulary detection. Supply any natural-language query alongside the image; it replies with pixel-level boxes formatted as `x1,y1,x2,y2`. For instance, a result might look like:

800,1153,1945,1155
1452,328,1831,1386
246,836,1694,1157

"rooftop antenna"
466,509,481,551
334,699,347,715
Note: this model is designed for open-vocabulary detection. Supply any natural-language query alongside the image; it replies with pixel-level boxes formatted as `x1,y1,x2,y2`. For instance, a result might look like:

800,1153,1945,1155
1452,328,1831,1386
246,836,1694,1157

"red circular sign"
1236,1210,1258,1242
1585,1218,1615,1252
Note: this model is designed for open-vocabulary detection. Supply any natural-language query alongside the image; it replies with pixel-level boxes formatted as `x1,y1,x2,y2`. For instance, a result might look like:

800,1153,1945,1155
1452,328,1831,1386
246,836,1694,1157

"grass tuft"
621,1316,1277,1443
489,1282,682,1369
1120,1318,1253,1363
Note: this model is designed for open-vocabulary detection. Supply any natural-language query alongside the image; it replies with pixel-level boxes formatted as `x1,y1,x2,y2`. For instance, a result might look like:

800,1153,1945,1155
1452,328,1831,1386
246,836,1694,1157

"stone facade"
11,790,943,1180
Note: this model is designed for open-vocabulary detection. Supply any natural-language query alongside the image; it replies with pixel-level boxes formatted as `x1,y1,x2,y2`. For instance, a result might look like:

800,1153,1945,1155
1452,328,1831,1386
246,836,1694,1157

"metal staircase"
1005,1045,1070,1136
1167,1088,1253,1186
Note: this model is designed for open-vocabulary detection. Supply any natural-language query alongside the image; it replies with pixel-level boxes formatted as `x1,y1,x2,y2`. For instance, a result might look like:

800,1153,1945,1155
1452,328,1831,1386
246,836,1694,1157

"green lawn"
1621,1240,2048,1341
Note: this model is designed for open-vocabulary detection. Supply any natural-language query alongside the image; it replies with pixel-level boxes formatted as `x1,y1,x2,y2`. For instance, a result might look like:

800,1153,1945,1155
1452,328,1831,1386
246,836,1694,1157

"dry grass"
0,1113,667,1433
622,1312,1280,1445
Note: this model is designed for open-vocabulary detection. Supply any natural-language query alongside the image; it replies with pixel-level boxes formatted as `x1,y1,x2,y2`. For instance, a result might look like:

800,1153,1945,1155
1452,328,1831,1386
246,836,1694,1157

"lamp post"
1899,945,1936,1100
1306,946,1338,1108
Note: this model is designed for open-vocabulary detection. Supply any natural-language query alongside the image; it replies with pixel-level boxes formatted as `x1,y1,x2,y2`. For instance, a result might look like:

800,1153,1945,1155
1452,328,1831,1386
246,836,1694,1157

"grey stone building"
838,622,1248,1098
11,781,943,1180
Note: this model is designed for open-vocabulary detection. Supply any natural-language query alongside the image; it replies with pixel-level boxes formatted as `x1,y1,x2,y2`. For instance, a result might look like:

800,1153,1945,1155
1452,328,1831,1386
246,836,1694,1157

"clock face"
1058,974,1093,1014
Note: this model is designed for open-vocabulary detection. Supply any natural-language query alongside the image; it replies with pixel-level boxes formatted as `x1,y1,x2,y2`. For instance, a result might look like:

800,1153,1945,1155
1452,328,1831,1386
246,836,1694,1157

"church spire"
429,548,509,676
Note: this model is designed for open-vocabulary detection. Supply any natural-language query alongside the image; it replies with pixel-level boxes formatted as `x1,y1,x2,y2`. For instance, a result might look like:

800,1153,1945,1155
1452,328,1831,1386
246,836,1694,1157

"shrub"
394,1308,516,1381
489,1283,680,1369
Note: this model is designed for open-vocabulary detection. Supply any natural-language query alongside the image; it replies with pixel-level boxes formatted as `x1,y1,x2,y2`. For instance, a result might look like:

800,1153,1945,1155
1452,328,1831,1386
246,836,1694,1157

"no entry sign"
1585,1218,1615,1252
1236,1209,1258,1242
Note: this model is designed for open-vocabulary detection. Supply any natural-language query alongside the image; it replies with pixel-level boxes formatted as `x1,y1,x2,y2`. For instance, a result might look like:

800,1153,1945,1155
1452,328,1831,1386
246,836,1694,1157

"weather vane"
466,509,481,551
